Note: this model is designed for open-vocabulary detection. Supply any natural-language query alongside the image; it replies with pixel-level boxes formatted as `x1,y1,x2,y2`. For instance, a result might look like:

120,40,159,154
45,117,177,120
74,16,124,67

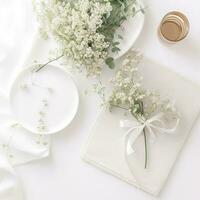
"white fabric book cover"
82,56,200,196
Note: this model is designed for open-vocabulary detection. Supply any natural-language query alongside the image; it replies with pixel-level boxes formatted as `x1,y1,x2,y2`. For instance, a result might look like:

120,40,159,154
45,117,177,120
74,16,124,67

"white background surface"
1,0,200,200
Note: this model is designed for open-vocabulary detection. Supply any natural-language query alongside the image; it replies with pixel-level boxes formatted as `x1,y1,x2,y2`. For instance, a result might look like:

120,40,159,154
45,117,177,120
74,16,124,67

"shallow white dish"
10,65,79,135
112,0,145,59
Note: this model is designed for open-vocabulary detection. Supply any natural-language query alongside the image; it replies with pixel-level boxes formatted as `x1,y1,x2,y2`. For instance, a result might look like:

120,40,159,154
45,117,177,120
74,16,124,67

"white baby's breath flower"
34,0,112,76
108,50,178,120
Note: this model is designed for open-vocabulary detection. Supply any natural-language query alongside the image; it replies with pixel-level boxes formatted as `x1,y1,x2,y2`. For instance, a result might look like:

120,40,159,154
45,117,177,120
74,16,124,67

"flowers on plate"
33,0,140,75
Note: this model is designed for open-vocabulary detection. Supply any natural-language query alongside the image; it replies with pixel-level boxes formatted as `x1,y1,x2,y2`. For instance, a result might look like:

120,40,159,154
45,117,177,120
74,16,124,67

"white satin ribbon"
120,113,179,155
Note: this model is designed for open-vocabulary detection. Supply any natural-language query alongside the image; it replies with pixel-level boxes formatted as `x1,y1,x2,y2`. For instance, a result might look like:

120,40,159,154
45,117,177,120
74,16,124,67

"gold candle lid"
159,11,190,42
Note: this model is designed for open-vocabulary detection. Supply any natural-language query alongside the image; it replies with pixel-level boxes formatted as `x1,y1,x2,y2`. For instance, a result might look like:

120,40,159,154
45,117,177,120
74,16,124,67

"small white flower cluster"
37,98,49,133
35,0,112,76
109,50,178,120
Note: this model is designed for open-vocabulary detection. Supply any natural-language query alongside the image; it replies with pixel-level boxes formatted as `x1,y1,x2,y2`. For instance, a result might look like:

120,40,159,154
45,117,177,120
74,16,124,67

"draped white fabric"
0,1,51,199
0,0,37,95
0,154,22,200
0,94,51,200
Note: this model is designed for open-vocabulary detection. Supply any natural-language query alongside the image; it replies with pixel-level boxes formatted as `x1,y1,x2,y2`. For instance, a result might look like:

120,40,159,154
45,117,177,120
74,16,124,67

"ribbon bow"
120,113,179,155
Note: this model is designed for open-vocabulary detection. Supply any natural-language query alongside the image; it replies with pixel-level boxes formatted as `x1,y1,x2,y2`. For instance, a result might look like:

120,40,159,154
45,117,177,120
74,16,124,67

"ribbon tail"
125,126,144,155
149,118,180,134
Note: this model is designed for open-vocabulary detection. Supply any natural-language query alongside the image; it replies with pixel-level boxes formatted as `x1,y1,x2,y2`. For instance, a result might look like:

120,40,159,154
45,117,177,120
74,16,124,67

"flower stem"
35,54,64,72
140,101,148,169
143,127,148,169
110,104,129,111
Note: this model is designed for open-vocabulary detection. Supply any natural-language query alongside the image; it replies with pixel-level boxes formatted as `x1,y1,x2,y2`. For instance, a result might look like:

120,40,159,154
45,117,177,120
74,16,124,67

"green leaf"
111,47,120,53
105,57,115,69
140,6,145,14
118,34,123,40
112,41,120,46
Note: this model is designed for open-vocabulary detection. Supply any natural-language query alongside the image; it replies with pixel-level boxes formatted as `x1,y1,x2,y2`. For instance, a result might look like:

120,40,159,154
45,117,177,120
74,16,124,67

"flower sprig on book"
108,50,179,168
33,0,143,75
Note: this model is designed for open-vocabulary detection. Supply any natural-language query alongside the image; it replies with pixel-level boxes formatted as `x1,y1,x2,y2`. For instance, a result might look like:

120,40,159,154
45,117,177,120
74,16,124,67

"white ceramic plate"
10,65,79,135
112,0,145,59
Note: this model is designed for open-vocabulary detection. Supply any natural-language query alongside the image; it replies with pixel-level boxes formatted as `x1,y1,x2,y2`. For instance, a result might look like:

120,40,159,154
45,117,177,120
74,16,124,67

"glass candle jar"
159,11,190,43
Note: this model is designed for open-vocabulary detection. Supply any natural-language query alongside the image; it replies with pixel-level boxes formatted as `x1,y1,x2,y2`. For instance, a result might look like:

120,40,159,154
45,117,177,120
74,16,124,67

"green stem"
110,104,129,111
35,54,64,72
112,101,148,168
140,101,148,169
143,127,148,169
